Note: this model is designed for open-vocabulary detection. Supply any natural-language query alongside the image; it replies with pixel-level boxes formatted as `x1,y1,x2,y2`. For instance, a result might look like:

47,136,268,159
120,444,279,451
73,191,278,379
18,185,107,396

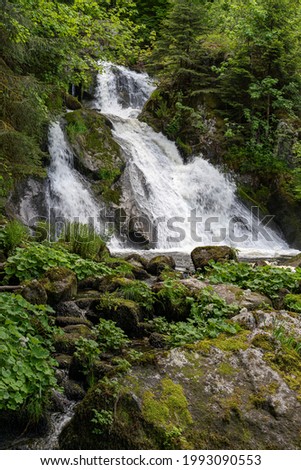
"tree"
151,0,211,88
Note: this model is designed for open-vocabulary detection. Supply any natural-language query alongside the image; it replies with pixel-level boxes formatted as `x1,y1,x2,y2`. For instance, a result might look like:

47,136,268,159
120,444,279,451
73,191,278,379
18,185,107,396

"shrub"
0,294,57,420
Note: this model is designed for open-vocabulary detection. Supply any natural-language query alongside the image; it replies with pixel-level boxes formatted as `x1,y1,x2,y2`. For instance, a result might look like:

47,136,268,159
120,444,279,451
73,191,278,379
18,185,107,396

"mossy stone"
41,267,77,307
191,246,238,271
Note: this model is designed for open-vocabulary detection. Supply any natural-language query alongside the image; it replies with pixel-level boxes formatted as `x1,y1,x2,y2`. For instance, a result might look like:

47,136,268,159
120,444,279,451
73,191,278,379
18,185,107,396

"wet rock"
55,354,73,370
191,246,238,271
21,280,47,305
53,325,94,355
124,254,148,269
56,300,86,318
41,267,77,307
146,255,176,276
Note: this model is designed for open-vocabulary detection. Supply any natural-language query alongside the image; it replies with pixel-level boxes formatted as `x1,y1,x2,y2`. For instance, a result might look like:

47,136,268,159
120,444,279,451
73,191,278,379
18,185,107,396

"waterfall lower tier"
47,122,104,234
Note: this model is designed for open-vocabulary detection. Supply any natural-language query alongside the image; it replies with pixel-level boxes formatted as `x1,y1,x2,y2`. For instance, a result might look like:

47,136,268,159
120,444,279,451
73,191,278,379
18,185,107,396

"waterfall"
47,122,103,234
94,62,292,256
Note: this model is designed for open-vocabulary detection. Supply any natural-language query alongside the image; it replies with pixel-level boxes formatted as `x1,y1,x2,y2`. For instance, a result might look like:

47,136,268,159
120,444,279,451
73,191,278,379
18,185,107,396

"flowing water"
94,62,297,258
47,121,104,234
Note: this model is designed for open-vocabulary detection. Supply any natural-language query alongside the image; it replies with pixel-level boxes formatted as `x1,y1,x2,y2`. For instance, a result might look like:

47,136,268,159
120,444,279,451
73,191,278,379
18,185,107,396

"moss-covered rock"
64,93,82,110
65,109,124,204
191,246,238,271
97,295,141,338
21,280,48,305
147,255,176,276
60,326,301,450
41,267,77,307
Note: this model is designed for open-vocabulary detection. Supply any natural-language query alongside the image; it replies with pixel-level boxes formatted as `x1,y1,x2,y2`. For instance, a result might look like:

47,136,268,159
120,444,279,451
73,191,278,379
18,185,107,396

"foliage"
156,279,191,319
91,408,114,435
74,337,100,387
273,324,301,355
0,219,28,254
151,286,239,347
284,294,301,313
61,222,106,261
200,261,301,300
0,293,57,419
4,242,113,282
94,319,129,353
116,280,155,313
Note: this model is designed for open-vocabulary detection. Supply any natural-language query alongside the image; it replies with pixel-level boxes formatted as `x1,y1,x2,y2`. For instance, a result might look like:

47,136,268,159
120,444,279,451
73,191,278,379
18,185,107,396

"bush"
0,294,57,420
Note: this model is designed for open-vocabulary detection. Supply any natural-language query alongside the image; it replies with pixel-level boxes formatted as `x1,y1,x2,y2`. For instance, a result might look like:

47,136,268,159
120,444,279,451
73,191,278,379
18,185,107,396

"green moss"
251,333,275,352
217,362,237,376
65,110,124,204
218,393,242,422
249,382,280,409
264,349,301,399
193,331,250,354
142,378,193,431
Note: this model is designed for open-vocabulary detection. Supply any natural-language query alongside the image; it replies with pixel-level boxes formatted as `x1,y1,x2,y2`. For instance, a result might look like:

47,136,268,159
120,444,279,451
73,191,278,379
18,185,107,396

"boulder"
41,267,77,307
147,255,176,276
191,246,238,271
60,328,301,450
21,280,47,305
64,93,82,110
97,296,141,338
56,300,87,318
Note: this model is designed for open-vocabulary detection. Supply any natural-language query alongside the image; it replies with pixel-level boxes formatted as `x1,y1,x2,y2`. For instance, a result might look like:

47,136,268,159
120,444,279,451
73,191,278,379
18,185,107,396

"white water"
95,63,297,257
47,122,103,233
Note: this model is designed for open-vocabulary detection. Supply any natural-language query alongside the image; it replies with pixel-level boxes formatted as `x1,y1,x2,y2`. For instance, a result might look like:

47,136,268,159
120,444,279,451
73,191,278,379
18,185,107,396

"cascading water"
47,122,103,233
94,62,292,257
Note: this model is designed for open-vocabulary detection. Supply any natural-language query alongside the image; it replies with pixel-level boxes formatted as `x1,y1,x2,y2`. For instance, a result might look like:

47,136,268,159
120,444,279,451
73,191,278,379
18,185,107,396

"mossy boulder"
60,325,301,450
65,109,124,204
147,255,176,276
21,280,47,305
41,267,77,307
97,295,141,338
64,93,82,110
191,246,238,271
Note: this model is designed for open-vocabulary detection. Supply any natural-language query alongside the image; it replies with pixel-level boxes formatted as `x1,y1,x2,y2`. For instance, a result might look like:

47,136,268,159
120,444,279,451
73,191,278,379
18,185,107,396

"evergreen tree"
151,0,211,88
